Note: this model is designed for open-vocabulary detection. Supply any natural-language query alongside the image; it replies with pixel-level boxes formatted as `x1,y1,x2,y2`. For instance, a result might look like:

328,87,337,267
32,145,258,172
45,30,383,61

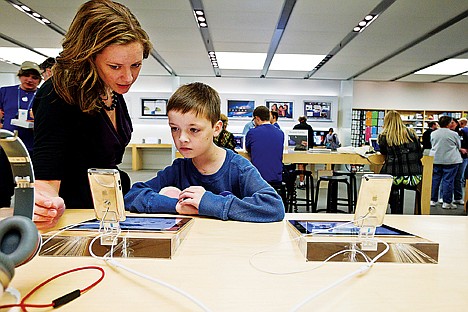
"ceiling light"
353,14,377,32
216,52,266,70
414,59,468,75
0,47,47,65
192,9,208,28
6,0,66,35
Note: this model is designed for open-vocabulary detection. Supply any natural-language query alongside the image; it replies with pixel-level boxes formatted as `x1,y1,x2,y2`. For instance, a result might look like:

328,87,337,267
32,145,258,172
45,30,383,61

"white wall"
124,76,343,144
354,81,468,110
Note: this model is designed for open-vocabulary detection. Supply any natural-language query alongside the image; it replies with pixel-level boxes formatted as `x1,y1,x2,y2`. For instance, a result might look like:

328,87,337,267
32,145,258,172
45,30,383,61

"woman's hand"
33,180,65,230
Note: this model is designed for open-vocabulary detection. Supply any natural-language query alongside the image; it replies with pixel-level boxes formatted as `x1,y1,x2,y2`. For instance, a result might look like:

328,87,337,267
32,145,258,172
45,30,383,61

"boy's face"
168,110,222,158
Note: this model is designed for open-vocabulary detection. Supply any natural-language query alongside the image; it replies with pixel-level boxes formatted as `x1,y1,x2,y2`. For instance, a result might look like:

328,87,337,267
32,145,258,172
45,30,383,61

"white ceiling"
0,0,467,83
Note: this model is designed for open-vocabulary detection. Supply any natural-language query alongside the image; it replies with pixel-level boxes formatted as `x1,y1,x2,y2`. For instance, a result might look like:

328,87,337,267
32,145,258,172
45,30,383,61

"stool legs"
314,178,352,213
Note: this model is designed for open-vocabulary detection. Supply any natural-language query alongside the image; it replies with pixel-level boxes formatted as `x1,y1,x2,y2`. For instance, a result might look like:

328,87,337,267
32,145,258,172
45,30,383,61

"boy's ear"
213,120,223,137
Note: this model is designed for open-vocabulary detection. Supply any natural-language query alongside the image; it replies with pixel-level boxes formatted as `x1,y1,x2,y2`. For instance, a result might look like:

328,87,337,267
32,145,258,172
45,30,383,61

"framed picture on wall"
227,100,255,118
141,98,168,117
266,100,293,119
304,101,332,121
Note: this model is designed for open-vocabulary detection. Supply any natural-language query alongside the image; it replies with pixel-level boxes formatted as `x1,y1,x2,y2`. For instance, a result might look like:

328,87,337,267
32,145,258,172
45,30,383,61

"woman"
378,111,423,214
32,0,152,229
214,114,236,151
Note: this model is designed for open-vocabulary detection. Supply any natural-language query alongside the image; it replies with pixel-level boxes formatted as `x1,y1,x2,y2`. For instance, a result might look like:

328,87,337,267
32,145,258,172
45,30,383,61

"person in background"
453,118,468,205
246,106,284,184
430,115,462,209
0,61,41,208
270,110,281,129
459,117,468,183
124,83,284,223
324,127,340,150
31,0,152,229
378,111,423,214
242,118,255,135
422,121,439,156
39,57,56,81
293,115,314,189
214,113,236,151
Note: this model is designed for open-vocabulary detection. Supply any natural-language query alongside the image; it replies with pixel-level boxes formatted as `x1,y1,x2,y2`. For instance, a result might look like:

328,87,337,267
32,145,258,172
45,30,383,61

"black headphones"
0,129,40,296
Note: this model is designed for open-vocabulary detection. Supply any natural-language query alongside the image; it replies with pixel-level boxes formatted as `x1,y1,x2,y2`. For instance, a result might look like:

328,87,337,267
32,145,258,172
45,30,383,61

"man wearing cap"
0,61,41,207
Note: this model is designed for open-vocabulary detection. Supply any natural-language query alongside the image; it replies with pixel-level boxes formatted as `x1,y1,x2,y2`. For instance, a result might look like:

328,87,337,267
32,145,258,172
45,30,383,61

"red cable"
0,266,105,311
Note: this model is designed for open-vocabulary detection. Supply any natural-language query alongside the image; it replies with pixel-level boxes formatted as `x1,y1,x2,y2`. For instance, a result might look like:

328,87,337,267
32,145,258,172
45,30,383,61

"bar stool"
390,184,421,215
268,181,289,213
333,170,358,211
288,169,314,212
313,176,353,213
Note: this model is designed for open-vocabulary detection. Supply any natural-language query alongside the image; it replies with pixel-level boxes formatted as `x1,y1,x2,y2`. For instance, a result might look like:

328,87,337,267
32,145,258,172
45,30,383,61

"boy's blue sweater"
125,149,285,223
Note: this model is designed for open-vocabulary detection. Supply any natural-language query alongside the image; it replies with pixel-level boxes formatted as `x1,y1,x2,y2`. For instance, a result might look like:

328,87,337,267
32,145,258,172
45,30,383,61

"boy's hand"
178,186,206,209
175,201,199,215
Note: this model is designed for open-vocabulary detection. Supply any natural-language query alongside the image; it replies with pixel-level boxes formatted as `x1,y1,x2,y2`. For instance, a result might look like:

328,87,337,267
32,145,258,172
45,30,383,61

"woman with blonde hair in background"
378,110,423,214
32,0,152,229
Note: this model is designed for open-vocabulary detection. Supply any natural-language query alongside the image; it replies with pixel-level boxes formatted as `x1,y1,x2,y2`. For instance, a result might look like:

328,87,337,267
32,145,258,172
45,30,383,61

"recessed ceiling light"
415,59,468,75
216,52,266,70
0,47,46,65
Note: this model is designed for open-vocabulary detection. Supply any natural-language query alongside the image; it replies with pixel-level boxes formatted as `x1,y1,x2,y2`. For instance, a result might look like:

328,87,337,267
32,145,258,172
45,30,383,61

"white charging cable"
88,232,212,312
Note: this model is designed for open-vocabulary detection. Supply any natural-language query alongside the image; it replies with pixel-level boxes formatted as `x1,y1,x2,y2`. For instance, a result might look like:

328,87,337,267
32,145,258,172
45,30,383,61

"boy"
124,82,285,222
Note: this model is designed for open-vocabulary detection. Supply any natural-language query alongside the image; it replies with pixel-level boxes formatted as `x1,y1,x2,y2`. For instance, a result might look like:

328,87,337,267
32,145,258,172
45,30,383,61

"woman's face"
95,41,144,94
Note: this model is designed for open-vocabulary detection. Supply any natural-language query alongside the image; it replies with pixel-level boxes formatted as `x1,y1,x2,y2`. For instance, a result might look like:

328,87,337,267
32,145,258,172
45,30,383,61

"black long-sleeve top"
32,79,132,208
378,130,423,177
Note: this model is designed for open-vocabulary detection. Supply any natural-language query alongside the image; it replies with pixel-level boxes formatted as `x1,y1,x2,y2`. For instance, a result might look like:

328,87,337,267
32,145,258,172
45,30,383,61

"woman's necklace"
99,91,118,111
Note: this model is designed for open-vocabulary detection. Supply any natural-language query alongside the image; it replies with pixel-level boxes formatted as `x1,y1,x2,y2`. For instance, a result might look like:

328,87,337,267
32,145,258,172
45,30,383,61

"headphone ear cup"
0,252,15,291
0,216,40,267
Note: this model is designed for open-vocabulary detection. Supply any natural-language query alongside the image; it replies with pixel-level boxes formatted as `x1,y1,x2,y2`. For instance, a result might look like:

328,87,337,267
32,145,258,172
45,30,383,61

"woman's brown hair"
53,0,152,113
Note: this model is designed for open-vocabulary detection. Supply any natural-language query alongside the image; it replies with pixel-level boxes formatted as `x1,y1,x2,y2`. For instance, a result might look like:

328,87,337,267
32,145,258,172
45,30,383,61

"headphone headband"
0,130,35,219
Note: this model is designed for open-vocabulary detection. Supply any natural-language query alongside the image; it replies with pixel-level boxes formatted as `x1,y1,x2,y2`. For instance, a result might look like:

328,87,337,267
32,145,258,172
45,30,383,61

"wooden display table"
1,210,467,311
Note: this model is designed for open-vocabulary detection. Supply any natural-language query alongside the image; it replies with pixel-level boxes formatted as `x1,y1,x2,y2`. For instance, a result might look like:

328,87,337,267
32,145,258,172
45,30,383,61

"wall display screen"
304,101,332,121
227,100,255,118
141,98,168,117
266,100,293,119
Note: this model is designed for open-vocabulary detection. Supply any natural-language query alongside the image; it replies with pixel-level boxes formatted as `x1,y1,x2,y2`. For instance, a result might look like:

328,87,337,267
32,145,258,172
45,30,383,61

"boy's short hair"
253,106,270,122
167,82,221,126
298,115,307,123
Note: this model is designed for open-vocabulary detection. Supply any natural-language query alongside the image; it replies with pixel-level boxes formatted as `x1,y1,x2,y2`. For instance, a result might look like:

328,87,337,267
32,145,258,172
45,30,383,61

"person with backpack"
324,128,340,150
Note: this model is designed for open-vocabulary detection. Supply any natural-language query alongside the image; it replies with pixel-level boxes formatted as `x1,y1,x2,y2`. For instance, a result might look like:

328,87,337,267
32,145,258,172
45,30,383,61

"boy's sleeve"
198,159,285,223
124,165,179,214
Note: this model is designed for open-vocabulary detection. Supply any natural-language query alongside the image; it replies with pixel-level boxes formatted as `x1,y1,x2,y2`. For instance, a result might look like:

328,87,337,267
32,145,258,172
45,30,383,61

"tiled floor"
128,169,467,216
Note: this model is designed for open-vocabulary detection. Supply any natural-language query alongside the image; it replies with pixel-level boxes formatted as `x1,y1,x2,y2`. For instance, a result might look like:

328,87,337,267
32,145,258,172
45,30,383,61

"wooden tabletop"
2,210,467,311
